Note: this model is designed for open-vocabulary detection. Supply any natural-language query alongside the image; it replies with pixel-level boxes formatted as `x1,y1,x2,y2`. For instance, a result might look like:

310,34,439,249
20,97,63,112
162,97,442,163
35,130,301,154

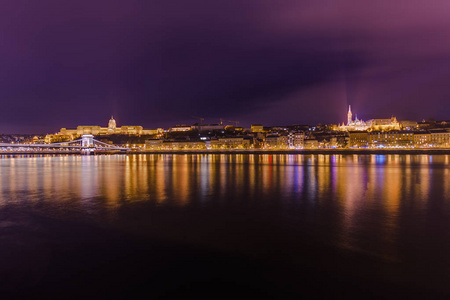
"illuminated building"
44,134,71,144
251,124,264,133
79,126,103,135
366,117,400,131
318,137,338,148
400,120,418,130
265,135,288,149
210,138,251,149
288,131,305,149
252,132,265,149
118,126,143,135
191,124,225,131
368,131,413,147
224,125,244,132
169,125,192,132
429,129,450,147
145,139,164,150
348,131,369,147
336,106,400,132
142,128,163,135
48,117,163,143
161,141,207,150
414,132,431,146
304,139,319,149
337,106,369,131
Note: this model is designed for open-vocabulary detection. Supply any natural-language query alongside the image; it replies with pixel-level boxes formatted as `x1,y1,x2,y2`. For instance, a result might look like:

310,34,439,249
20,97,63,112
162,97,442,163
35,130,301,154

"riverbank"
3,148,450,156
2,148,450,155
130,148,450,155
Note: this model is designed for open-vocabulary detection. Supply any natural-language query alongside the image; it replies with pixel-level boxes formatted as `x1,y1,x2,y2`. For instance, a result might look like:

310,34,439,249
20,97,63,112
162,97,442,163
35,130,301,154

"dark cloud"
0,0,450,132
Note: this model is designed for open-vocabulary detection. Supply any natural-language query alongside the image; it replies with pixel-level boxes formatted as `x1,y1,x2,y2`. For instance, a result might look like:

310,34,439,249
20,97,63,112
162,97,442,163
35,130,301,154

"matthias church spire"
347,105,352,125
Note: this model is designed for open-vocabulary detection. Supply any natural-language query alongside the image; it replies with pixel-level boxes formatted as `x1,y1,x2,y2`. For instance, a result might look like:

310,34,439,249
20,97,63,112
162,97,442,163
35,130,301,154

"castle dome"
108,116,116,130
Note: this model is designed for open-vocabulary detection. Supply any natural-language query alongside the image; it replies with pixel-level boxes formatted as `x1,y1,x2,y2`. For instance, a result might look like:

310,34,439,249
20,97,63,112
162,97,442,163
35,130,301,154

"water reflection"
1,154,450,259
0,154,448,207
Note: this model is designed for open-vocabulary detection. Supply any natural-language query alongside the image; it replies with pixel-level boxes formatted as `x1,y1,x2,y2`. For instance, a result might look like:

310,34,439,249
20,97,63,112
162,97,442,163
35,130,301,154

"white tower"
347,105,352,125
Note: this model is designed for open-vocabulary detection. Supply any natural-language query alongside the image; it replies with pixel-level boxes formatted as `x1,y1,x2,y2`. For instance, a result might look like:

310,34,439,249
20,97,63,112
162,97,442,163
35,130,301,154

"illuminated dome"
108,116,116,130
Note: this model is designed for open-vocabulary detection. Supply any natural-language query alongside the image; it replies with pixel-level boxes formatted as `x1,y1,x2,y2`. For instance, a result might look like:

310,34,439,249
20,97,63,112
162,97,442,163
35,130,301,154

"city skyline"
1,1,450,133
4,105,449,152
0,114,444,136
0,106,445,135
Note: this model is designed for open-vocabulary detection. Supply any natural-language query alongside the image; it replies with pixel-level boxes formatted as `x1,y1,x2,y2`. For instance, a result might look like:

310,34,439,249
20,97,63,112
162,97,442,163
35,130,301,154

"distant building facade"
210,137,251,149
368,131,413,147
304,139,319,149
169,125,192,132
348,131,369,148
162,141,207,150
288,131,305,149
47,117,163,143
251,124,264,133
366,118,401,131
265,135,288,149
413,132,431,146
191,124,225,132
429,130,450,147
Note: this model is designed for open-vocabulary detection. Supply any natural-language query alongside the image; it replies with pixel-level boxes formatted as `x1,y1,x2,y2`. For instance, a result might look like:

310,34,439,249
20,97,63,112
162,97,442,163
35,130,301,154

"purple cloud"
0,0,449,132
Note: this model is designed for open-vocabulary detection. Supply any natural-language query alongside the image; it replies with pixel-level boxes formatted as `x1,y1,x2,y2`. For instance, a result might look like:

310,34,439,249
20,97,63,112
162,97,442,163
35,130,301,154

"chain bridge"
0,135,130,154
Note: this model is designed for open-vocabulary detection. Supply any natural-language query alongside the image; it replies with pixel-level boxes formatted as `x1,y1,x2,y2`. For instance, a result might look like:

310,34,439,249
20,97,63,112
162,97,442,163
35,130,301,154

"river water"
1,154,450,299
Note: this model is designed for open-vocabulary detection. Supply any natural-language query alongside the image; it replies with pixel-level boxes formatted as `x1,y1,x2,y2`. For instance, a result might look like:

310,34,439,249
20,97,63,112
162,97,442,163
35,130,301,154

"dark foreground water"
1,154,450,299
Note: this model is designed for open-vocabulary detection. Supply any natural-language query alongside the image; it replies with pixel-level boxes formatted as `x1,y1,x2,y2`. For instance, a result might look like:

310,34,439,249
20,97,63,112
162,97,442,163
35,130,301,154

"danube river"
1,154,450,299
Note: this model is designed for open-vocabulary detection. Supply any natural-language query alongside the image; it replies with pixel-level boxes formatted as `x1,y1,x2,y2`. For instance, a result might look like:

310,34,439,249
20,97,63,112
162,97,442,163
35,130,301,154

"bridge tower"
81,134,95,155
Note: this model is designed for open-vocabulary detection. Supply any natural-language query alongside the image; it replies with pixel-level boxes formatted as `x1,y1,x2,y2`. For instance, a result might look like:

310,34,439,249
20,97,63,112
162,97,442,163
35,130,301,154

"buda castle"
45,117,163,143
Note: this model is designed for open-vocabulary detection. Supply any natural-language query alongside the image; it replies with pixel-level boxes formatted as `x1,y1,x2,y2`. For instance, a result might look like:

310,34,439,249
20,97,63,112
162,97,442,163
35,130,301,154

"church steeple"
347,105,352,125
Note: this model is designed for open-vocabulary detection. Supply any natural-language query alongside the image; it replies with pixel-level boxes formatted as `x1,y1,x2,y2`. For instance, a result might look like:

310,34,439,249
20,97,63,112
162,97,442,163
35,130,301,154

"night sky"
1,0,450,133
